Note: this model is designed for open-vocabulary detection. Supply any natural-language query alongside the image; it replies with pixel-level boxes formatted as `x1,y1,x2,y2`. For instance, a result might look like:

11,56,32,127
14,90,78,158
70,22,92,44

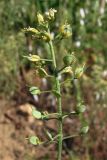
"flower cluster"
22,8,72,43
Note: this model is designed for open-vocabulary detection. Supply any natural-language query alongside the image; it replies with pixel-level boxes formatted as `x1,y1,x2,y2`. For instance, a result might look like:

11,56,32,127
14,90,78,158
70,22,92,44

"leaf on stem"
31,107,42,119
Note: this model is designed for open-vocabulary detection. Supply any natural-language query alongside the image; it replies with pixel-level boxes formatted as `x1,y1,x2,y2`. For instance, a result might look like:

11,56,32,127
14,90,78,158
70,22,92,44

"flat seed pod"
29,86,41,95
29,136,40,145
31,107,42,119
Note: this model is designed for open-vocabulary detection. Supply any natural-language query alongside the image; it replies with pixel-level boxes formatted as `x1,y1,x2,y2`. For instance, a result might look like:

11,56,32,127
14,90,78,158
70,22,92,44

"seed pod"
80,125,89,134
38,68,48,78
63,54,75,66
29,86,41,95
29,136,41,145
75,66,84,79
31,107,42,119
76,104,86,113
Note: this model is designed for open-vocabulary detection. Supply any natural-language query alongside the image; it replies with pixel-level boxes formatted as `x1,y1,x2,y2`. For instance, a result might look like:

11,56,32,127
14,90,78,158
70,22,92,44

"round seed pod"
76,104,86,114
63,54,75,66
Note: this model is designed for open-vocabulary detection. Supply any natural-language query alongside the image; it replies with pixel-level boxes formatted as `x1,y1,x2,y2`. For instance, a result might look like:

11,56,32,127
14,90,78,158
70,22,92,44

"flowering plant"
23,8,88,160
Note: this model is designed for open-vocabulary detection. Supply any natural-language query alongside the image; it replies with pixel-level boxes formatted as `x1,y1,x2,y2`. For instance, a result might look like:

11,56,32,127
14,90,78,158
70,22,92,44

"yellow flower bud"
23,27,39,34
41,32,52,42
37,13,44,24
24,54,41,62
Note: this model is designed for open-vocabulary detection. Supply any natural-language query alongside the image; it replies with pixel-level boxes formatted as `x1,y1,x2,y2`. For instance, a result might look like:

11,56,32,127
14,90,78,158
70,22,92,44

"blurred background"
0,0,107,160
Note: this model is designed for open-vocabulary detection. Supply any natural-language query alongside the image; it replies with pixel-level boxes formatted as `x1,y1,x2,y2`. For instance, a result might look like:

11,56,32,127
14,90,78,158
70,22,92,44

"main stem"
49,40,63,160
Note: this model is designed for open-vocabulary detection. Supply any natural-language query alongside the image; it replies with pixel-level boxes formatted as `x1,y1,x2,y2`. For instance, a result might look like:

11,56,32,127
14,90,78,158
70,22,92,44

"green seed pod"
75,67,84,79
63,54,75,66
80,125,89,134
76,104,86,114
32,107,42,119
29,136,41,145
29,86,41,95
38,68,48,78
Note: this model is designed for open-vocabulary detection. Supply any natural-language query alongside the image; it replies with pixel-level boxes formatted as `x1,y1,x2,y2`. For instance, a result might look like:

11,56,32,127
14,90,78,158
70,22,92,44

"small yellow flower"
45,8,57,20
59,23,72,38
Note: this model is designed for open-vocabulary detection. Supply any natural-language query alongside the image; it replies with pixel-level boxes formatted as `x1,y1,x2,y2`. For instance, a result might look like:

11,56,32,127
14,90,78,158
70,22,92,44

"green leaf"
29,86,41,95
52,90,61,98
29,136,40,145
32,107,42,119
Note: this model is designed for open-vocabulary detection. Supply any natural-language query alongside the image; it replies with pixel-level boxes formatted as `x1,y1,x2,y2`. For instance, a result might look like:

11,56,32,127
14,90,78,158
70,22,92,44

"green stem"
56,78,63,160
49,40,56,68
48,39,63,160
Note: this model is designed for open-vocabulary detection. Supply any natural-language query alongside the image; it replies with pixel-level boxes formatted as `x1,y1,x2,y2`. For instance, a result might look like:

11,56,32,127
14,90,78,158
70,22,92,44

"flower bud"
41,32,52,42
37,13,44,24
24,54,41,62
23,27,39,34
